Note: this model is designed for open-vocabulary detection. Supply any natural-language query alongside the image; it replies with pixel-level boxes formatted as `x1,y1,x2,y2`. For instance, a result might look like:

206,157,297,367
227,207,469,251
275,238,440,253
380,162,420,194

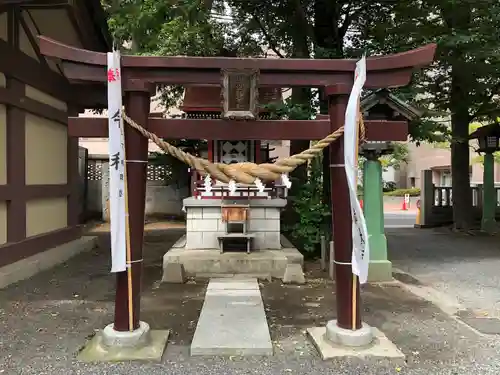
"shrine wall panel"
0,103,6,186
0,203,6,245
0,12,7,42
25,113,67,185
25,84,67,112
0,71,7,187
26,198,67,237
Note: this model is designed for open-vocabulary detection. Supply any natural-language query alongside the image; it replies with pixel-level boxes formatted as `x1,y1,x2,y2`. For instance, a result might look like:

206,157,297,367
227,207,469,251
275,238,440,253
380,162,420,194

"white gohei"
203,174,213,194
344,56,370,284
254,178,265,193
281,174,292,189
228,179,237,195
107,50,127,273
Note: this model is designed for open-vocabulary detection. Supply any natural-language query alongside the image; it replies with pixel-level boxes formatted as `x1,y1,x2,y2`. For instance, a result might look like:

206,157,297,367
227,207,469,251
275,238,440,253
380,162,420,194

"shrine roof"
360,89,423,120
469,123,500,139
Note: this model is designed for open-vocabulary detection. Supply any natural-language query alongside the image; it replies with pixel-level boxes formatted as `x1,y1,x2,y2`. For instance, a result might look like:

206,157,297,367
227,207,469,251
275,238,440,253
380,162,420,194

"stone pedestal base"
325,320,373,347
481,218,497,234
102,321,151,348
77,321,170,362
307,320,405,360
162,235,304,282
327,259,392,283
368,260,393,282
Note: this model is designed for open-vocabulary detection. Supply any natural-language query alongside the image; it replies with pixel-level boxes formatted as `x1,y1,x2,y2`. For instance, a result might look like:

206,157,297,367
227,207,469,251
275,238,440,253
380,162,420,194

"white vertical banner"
343,57,370,284
107,50,127,273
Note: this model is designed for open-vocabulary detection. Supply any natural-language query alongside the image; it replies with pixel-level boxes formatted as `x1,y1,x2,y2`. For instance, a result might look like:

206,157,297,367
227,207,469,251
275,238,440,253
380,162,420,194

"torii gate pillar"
326,85,363,332
113,86,151,332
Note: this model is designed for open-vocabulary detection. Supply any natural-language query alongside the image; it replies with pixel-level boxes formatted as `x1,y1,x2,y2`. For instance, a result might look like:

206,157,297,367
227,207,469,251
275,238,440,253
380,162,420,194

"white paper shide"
107,50,128,273
344,57,370,284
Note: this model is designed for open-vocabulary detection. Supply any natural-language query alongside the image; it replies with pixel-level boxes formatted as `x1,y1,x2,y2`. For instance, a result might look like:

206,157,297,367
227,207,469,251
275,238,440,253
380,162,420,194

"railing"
193,180,288,199
432,185,500,207
419,170,500,227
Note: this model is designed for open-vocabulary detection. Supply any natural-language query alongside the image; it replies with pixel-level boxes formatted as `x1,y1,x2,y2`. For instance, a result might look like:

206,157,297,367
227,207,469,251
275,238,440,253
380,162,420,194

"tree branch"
340,3,371,38
251,13,285,58
339,2,353,38
471,81,500,120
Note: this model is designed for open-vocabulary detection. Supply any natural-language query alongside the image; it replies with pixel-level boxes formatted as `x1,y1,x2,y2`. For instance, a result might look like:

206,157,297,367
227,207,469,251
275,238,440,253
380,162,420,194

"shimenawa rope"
122,113,365,185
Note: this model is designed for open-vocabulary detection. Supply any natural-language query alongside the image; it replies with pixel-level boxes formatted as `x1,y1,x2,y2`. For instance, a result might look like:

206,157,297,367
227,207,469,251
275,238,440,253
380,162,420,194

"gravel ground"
1,226,500,374
388,227,500,317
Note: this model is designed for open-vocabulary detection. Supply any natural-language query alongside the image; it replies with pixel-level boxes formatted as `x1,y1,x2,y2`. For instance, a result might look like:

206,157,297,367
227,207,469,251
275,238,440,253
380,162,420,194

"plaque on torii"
221,68,259,120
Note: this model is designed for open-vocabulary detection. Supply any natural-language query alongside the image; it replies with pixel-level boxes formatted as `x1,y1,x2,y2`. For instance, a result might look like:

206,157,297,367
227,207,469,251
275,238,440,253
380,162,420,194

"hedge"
384,188,421,197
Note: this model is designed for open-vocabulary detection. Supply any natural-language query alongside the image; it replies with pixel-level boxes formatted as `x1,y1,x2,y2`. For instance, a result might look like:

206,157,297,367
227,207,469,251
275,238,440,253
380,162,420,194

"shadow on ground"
0,228,499,374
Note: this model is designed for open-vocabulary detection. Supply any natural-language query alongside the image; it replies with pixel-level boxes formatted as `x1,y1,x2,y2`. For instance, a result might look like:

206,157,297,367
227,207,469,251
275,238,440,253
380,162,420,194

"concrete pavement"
384,210,417,228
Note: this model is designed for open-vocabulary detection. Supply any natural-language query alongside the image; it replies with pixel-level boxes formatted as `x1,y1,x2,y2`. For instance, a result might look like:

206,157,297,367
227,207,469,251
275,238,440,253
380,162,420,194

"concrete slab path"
190,278,273,356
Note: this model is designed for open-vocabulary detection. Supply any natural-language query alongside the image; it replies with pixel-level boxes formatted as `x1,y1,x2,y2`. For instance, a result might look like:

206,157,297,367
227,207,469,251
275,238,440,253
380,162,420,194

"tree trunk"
313,0,344,226
288,9,312,191
450,66,473,230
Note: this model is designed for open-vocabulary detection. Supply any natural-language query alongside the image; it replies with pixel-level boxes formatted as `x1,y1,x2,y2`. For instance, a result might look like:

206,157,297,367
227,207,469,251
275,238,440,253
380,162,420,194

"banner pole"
122,128,134,331
351,82,362,331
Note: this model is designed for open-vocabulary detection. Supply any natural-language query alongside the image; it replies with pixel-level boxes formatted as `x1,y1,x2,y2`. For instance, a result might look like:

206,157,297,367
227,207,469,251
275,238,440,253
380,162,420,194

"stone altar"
162,197,304,282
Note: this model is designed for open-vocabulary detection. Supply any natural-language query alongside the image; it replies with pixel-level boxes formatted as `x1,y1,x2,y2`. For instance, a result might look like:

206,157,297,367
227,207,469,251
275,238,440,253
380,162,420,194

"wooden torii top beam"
38,36,436,89
38,36,436,142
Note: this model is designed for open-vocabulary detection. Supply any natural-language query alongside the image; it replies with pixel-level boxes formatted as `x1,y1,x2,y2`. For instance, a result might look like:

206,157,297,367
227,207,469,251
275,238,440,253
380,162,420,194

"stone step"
217,233,256,238
190,277,273,356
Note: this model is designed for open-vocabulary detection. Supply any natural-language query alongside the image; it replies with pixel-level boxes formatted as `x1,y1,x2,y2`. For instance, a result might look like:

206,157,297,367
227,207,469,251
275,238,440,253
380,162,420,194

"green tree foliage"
362,0,500,230
102,0,500,231
283,154,330,257
101,0,234,186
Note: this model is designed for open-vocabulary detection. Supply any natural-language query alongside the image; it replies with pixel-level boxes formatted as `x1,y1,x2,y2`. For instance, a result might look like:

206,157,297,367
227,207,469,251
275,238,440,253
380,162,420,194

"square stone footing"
368,260,393,282
163,238,303,282
77,329,170,362
329,260,393,283
307,326,405,361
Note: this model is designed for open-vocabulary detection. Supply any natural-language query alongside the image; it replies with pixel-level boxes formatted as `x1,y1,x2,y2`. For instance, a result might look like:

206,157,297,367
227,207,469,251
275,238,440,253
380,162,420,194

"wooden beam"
5,9,26,243
0,37,70,99
65,4,96,50
39,37,437,89
2,0,68,7
0,226,81,268
40,37,437,71
0,38,106,107
0,184,71,201
61,63,413,89
68,117,408,141
18,11,49,68
0,86,67,124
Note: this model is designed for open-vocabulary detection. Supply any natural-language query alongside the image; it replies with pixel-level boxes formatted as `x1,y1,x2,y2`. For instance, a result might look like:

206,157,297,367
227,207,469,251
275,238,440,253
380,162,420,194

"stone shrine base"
162,235,304,282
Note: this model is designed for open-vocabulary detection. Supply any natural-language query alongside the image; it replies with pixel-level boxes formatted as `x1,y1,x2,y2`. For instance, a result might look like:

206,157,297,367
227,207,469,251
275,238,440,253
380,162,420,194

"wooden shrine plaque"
221,206,248,222
221,68,259,120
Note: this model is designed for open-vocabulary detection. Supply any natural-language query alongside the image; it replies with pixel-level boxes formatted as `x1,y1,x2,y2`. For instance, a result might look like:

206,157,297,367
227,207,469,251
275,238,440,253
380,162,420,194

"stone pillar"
362,154,391,282
418,169,434,227
481,152,496,233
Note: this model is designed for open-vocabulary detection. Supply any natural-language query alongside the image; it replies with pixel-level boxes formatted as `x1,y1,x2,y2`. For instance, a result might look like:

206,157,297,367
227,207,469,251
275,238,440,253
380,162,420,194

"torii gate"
38,36,435,350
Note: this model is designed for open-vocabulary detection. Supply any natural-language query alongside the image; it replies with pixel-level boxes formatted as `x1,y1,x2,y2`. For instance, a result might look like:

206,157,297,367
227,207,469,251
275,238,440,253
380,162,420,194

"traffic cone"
401,198,408,211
